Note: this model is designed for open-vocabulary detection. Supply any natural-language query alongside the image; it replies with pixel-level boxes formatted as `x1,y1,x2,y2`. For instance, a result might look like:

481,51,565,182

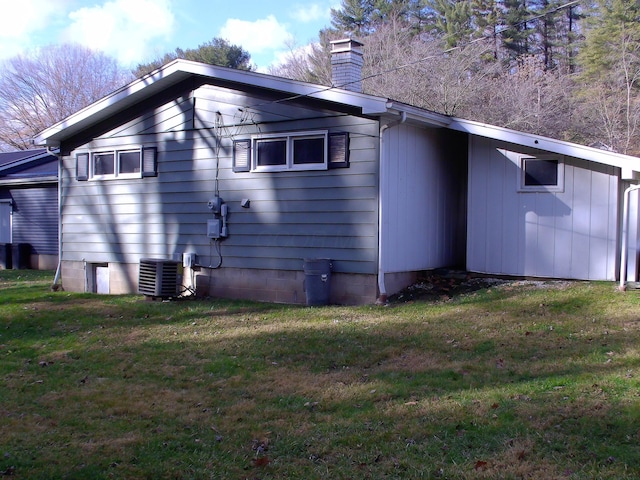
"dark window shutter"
141,147,157,177
328,132,349,169
76,153,89,181
233,139,251,172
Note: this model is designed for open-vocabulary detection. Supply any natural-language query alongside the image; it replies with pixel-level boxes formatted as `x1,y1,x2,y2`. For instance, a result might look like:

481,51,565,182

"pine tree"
577,0,640,154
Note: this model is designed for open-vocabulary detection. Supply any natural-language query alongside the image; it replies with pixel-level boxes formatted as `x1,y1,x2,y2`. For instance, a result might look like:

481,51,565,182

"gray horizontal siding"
61,87,380,275
6,186,58,254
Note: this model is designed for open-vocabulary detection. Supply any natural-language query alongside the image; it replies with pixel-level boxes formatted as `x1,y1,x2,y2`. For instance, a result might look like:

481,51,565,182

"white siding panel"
467,136,619,281
381,124,465,273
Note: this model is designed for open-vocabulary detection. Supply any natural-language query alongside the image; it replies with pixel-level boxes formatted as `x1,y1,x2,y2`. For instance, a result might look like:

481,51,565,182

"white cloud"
62,0,175,66
290,3,330,23
0,0,62,58
219,15,292,56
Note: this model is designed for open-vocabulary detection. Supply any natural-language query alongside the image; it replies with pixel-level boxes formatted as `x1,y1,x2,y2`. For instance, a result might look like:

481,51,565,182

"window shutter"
328,132,349,169
233,139,251,172
141,147,157,177
76,153,89,181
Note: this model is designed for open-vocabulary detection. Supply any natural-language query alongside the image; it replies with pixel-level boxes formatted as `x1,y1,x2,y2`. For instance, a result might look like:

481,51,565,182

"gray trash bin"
12,243,30,269
0,243,11,269
303,258,332,306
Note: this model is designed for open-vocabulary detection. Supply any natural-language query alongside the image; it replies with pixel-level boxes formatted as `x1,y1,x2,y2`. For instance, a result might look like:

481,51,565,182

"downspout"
52,149,63,290
619,183,640,291
377,111,406,304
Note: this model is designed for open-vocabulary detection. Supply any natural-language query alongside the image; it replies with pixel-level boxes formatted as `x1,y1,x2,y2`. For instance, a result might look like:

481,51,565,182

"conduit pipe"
619,183,640,291
377,111,406,304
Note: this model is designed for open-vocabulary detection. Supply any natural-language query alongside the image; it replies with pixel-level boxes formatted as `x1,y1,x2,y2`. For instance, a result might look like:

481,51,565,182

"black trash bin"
12,243,31,269
303,258,332,306
0,243,11,269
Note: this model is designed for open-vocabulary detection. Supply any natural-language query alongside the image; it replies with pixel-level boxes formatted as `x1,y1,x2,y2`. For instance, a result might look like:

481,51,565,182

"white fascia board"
450,117,640,172
34,59,391,146
0,175,57,186
34,63,193,146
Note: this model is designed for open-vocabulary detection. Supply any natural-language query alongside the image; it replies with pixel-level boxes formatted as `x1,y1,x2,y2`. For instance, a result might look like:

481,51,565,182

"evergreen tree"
133,38,252,77
577,0,640,154
427,0,475,48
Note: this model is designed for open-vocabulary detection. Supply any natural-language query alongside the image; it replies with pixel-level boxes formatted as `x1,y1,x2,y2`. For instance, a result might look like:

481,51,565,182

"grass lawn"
1,270,640,479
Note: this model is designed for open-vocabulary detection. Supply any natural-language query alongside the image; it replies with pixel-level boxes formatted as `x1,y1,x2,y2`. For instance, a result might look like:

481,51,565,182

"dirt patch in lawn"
388,269,572,304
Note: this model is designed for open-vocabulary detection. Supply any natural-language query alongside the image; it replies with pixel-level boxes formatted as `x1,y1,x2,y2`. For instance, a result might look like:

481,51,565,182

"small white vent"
138,258,180,298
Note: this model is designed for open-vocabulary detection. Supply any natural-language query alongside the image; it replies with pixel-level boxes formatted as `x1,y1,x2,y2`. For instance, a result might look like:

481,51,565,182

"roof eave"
449,117,640,172
34,59,393,146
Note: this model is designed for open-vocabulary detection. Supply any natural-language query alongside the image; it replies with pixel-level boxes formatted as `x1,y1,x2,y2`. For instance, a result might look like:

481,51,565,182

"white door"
0,202,11,244
96,266,110,294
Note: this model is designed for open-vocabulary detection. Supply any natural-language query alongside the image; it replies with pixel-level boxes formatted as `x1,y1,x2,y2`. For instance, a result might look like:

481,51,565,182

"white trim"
89,147,143,180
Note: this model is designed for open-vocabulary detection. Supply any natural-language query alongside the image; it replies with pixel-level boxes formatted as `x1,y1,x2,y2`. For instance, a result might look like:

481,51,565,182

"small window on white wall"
519,156,564,192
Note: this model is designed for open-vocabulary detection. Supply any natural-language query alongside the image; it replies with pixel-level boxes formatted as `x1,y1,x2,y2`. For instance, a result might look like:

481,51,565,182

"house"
34,39,640,303
0,148,58,270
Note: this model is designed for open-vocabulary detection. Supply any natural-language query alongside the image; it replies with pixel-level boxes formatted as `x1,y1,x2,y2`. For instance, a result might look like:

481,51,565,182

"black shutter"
141,147,157,177
328,132,349,169
76,153,89,181
233,139,251,172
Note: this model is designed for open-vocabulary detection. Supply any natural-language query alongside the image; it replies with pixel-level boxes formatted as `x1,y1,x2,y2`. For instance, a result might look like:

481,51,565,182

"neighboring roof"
449,117,640,174
0,148,48,168
0,149,57,184
34,59,450,147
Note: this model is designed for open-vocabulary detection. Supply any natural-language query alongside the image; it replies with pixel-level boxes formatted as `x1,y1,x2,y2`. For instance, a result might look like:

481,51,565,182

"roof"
449,118,640,174
0,149,57,184
33,59,450,147
33,59,640,174
0,148,48,168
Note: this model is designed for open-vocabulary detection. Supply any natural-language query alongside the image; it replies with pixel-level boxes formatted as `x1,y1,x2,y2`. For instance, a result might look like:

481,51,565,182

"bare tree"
0,44,132,151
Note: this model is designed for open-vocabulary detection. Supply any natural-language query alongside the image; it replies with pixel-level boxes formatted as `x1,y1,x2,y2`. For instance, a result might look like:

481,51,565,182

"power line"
242,0,583,112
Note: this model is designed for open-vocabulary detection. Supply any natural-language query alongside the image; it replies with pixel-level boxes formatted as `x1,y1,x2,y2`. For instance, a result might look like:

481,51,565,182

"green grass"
2,270,640,479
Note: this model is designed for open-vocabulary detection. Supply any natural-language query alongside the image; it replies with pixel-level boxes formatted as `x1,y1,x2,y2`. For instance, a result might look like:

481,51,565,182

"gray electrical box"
207,218,222,238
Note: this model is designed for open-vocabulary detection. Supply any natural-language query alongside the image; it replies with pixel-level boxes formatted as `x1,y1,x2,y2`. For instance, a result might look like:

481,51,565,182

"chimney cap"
330,38,364,54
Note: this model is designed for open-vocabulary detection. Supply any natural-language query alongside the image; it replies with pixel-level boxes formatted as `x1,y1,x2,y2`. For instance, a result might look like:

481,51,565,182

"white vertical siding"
380,123,465,273
467,136,619,281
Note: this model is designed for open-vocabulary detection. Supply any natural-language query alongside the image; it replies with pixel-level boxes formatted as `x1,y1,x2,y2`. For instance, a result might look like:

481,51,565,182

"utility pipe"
619,183,640,291
377,111,406,304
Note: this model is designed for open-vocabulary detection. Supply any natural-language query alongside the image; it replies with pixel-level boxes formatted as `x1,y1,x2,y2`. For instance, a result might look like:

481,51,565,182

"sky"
0,0,339,71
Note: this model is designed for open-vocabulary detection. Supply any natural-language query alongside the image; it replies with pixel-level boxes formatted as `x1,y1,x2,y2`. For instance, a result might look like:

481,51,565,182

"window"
75,147,157,181
519,155,564,192
233,131,349,173
252,131,328,172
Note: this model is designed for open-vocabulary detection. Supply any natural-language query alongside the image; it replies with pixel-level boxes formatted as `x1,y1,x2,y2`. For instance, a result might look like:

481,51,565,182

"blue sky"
0,0,339,71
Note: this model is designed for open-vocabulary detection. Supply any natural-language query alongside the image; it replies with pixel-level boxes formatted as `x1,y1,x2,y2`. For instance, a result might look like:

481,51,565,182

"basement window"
519,156,564,192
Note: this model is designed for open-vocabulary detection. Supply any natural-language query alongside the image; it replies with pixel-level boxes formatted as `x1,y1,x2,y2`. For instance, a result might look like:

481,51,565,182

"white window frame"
90,148,143,180
251,131,328,172
518,155,564,193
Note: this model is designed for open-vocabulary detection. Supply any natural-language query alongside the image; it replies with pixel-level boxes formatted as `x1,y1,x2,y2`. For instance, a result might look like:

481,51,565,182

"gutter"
377,111,406,304
619,183,640,291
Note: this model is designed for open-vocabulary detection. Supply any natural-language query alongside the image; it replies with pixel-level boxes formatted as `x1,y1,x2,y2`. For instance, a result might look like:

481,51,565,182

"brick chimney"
330,38,364,93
